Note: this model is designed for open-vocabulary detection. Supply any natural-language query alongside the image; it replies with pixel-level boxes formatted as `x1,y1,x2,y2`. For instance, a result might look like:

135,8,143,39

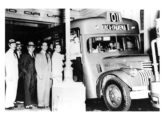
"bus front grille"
138,70,154,86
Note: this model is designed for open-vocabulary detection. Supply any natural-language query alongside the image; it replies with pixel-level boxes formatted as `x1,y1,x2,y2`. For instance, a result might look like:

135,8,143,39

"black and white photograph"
0,0,163,120
4,8,65,111
3,8,160,112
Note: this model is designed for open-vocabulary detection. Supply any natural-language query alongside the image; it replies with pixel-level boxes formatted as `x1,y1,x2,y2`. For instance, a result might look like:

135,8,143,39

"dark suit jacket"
20,53,37,101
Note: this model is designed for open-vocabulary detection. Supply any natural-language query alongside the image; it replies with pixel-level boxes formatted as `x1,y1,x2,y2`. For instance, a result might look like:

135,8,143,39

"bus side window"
87,37,103,53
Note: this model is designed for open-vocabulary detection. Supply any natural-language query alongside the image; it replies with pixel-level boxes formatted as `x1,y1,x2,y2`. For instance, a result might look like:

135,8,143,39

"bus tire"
103,78,131,111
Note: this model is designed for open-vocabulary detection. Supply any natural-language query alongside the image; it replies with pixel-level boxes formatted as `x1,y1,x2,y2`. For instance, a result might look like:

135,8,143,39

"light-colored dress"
52,52,64,84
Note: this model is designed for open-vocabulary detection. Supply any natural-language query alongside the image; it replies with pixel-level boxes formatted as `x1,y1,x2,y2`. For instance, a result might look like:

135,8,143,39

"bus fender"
96,70,132,98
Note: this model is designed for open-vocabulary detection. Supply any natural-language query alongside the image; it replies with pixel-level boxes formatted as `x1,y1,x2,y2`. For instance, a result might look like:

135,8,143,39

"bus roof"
71,17,139,35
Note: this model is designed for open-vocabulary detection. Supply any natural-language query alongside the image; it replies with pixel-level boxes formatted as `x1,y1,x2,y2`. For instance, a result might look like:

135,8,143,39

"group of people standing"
5,39,64,110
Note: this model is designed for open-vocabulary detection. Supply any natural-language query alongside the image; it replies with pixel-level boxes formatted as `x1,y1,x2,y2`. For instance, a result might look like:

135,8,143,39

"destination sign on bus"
102,24,128,31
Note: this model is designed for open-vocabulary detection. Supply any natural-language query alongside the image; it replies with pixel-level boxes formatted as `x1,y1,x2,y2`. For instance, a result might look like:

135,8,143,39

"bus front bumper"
130,86,149,99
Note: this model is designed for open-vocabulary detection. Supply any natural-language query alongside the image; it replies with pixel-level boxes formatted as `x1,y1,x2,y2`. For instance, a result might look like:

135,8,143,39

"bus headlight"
152,96,159,103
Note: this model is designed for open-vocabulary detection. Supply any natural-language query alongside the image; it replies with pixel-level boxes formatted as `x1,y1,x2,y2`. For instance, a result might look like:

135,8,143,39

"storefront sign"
6,9,62,23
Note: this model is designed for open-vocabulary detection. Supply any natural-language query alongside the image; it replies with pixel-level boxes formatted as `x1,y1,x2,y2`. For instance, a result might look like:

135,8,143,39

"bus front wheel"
103,79,131,111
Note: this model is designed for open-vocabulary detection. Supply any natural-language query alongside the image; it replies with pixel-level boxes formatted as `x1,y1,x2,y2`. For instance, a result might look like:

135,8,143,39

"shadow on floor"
86,98,159,111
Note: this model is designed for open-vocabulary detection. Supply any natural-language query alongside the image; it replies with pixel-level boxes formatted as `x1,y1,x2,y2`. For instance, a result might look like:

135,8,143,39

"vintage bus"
71,11,155,111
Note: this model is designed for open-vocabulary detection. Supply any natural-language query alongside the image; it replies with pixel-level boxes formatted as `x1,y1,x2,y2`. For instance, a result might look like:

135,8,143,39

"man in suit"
20,41,37,109
15,41,24,104
5,39,18,110
35,41,52,108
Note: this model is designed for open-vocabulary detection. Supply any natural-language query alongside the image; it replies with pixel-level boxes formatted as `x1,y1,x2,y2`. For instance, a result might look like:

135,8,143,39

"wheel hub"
107,84,122,108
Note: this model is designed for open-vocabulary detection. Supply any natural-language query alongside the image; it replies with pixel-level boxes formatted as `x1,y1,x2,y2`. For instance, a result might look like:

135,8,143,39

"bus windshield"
87,35,140,53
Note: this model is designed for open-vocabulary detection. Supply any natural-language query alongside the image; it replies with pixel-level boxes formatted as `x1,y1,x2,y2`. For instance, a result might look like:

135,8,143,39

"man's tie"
45,53,48,63
32,53,34,58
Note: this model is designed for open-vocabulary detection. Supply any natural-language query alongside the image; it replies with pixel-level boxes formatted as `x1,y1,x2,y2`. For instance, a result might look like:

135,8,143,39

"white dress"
52,52,64,84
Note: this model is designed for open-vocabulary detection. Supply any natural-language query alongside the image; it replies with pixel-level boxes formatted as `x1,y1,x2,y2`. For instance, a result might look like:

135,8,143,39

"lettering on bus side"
102,24,128,31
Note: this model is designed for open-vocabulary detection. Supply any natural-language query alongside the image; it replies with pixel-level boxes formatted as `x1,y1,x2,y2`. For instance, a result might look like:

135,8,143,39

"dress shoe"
14,104,18,108
30,105,34,107
5,107,14,110
37,106,45,109
25,105,32,109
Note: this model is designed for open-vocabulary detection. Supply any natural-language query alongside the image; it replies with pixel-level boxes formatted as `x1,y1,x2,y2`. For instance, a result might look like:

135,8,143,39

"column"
64,8,73,82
